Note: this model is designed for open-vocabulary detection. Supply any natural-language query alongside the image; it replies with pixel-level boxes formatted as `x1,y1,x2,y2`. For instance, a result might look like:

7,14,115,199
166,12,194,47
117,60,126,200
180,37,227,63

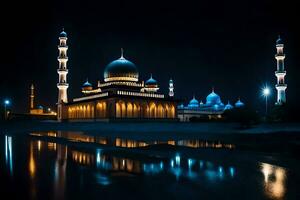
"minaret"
169,78,174,97
57,29,69,103
30,84,34,110
275,35,287,105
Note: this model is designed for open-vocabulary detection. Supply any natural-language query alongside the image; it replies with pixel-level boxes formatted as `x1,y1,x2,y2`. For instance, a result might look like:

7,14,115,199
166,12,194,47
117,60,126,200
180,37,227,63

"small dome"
200,100,204,106
188,96,199,108
224,101,234,110
60,30,67,38
82,80,92,88
235,99,245,108
37,105,43,109
276,36,283,45
145,75,158,86
104,55,138,82
206,89,222,105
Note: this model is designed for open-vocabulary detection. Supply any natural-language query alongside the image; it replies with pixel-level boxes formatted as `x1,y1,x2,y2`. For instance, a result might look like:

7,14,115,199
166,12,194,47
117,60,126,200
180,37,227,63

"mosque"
56,30,177,121
177,89,244,121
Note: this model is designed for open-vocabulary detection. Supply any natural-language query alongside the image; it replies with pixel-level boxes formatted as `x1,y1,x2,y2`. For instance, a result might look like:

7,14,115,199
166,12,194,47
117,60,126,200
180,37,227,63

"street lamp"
4,99,10,120
262,87,270,115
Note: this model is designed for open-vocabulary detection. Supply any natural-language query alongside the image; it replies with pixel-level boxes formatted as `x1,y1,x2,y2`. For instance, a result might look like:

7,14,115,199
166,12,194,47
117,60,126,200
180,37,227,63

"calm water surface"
1,131,299,200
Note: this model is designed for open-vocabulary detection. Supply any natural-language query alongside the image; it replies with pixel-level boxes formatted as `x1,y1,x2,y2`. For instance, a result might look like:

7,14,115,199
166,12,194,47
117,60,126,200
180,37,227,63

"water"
0,131,299,200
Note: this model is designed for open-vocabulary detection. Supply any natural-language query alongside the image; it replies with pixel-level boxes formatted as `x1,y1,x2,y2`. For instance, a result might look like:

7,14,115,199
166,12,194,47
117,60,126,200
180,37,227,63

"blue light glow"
160,161,164,170
143,163,164,174
96,149,102,168
170,159,174,168
218,166,223,173
95,173,111,186
188,158,195,169
229,167,235,177
218,166,224,178
5,135,13,175
4,100,10,105
199,160,204,169
175,154,180,166
170,167,182,180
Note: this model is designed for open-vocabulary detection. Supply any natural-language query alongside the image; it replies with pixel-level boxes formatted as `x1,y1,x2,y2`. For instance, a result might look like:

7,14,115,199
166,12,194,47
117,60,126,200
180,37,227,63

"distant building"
177,89,244,122
28,84,56,116
56,30,178,121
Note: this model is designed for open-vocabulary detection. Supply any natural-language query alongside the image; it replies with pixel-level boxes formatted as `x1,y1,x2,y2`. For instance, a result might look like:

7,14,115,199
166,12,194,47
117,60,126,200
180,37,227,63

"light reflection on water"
260,163,287,199
5,135,13,176
30,131,235,149
1,132,292,200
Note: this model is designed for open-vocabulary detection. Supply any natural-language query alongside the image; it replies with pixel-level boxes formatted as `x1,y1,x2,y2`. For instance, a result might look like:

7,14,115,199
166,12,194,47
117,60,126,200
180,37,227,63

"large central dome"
206,90,222,105
104,53,139,82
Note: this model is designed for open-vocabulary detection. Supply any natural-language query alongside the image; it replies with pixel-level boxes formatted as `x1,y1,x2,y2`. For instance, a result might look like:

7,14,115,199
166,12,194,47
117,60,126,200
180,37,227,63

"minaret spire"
57,28,69,104
275,35,287,105
169,78,174,97
30,84,35,110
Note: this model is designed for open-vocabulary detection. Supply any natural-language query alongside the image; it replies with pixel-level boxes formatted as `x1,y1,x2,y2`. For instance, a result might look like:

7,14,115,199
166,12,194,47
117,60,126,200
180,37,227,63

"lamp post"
262,87,270,116
4,100,10,120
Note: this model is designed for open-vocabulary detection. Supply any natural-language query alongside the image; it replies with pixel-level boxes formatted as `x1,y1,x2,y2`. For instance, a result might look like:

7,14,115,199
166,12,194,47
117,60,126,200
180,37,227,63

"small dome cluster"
184,89,244,111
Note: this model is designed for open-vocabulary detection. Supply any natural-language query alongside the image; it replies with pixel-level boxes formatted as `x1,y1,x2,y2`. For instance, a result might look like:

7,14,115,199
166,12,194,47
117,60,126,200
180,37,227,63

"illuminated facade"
177,89,244,121
275,36,287,105
57,32,177,121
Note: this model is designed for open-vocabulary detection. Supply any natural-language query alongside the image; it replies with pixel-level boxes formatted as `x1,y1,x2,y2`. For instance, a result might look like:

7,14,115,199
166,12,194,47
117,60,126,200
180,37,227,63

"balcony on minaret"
275,84,287,89
57,56,69,62
57,82,69,88
58,45,68,48
275,54,285,59
57,68,68,73
275,71,286,77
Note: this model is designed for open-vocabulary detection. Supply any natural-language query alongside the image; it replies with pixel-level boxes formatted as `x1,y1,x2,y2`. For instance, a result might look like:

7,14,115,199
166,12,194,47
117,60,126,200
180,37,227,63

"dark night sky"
0,0,299,113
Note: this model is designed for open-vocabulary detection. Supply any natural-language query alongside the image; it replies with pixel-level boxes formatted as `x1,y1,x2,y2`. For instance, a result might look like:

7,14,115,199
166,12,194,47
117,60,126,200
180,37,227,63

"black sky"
0,0,299,113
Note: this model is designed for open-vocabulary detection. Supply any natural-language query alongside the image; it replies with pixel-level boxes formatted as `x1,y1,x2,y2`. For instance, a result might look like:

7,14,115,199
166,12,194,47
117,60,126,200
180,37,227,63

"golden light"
38,140,42,151
261,163,287,199
261,163,272,182
29,143,36,178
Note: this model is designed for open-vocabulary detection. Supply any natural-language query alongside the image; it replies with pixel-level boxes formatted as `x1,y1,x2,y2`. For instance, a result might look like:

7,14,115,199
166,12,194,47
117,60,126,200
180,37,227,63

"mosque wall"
62,98,176,120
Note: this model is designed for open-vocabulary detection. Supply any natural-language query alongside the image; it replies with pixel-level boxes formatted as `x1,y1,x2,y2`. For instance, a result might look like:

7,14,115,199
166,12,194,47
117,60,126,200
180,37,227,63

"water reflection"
27,134,238,182
260,163,287,199
30,131,235,150
29,130,237,184
54,132,67,200
0,132,291,200
29,142,36,178
5,135,13,176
